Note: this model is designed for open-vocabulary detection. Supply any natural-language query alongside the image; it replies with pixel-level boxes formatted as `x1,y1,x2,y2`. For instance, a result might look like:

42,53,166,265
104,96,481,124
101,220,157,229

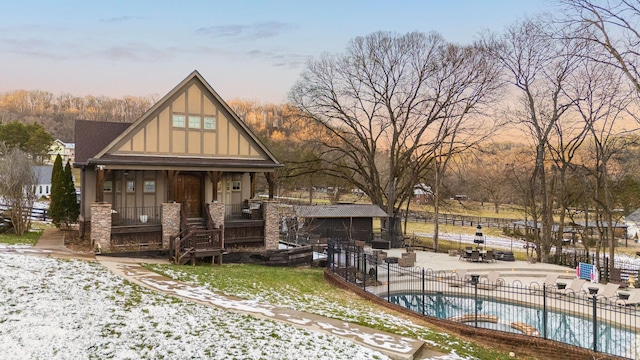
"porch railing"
225,202,263,220
112,206,162,226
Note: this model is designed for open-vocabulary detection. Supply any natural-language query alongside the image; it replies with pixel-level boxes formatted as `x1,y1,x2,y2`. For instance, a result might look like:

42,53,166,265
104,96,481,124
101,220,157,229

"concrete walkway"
31,229,439,360
33,227,95,261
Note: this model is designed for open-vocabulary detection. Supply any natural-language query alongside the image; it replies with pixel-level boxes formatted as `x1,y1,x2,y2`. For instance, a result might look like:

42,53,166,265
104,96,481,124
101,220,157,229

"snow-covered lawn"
148,265,479,359
0,246,389,360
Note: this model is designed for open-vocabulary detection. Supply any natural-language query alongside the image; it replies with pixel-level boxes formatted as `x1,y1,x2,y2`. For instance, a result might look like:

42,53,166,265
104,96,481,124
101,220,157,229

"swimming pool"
387,292,638,358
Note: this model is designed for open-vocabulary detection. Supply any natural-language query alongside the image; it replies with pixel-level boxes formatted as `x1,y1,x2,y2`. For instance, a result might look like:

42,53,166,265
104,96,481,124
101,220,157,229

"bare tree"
290,32,502,247
560,0,640,93
569,60,634,272
0,143,37,236
482,20,584,262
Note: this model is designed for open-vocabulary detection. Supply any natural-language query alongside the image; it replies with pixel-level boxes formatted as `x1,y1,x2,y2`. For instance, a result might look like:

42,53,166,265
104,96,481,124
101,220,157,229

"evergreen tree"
49,154,64,227
63,161,79,224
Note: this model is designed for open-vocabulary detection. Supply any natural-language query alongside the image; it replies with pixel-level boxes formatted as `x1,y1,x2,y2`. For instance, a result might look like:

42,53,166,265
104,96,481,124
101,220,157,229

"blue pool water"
387,292,637,358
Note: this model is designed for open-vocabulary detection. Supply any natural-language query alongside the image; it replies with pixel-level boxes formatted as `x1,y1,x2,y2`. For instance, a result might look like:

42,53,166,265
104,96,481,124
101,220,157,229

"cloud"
196,21,296,40
99,16,149,23
94,42,175,62
243,48,309,69
0,36,70,60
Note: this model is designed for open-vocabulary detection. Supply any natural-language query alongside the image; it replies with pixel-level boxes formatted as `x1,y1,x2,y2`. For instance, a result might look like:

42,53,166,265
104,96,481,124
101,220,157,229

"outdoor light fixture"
470,274,480,285
474,224,484,245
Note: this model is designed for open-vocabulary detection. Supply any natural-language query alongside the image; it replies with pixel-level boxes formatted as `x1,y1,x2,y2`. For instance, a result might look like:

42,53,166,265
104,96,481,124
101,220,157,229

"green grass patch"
0,230,42,246
145,263,517,359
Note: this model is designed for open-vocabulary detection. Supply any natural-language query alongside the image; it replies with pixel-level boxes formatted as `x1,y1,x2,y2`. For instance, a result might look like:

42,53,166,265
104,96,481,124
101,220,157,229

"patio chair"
483,250,496,263
477,271,504,290
558,278,586,296
529,273,558,293
470,250,481,262
448,269,468,287
609,290,640,306
598,283,620,297
459,251,471,261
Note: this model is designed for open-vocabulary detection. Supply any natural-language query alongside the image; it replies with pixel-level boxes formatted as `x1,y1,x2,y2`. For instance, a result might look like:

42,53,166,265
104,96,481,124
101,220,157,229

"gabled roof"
32,166,53,184
626,208,640,223
295,204,388,218
85,70,280,168
74,120,130,166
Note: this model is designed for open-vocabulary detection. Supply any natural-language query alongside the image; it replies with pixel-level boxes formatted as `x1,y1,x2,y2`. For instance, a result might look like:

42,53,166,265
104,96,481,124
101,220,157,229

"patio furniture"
459,251,471,261
477,271,504,290
593,283,619,300
558,279,586,296
483,250,496,263
469,250,481,262
398,252,416,267
529,273,558,293
500,251,515,261
609,291,640,307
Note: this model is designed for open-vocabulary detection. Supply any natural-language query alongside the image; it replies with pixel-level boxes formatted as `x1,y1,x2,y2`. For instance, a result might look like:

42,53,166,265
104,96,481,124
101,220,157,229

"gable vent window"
204,116,217,130
188,115,201,129
172,114,185,128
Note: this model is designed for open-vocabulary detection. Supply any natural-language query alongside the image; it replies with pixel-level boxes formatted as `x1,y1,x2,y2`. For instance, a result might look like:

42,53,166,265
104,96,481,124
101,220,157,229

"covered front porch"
86,167,279,254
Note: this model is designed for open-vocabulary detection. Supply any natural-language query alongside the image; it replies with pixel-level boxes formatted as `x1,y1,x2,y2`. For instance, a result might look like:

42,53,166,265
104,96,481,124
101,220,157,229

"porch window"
126,180,135,193
232,181,241,191
103,181,113,192
172,114,185,128
188,115,201,129
143,180,155,193
204,116,217,130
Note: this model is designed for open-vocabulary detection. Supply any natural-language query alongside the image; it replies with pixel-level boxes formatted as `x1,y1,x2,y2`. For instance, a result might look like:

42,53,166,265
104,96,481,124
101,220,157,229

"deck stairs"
169,208,225,265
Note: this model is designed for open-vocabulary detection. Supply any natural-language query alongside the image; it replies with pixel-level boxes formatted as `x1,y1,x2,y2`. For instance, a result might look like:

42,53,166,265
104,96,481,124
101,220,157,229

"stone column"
90,203,112,253
263,201,280,250
207,202,225,228
162,202,181,249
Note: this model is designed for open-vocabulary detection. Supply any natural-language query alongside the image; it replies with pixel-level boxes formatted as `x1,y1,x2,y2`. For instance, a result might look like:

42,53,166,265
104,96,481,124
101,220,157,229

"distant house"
293,204,388,243
48,139,75,165
33,166,53,198
413,184,433,205
626,208,640,242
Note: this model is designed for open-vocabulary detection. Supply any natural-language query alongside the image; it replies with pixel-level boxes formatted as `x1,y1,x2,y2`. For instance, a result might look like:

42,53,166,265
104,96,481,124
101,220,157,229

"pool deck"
382,248,640,297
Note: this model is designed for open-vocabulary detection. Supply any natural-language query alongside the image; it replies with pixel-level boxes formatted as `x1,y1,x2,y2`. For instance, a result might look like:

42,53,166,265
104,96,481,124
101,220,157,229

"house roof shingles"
295,204,388,218
74,120,131,166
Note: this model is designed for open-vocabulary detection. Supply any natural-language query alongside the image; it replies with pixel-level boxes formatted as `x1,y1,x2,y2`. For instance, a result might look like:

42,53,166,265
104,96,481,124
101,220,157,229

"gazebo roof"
295,204,388,218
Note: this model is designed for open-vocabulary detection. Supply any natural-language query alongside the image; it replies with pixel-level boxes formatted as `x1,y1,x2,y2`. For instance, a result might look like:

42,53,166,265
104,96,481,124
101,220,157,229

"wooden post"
265,172,275,200
95,166,105,202
250,172,256,199
167,170,179,202
209,171,222,202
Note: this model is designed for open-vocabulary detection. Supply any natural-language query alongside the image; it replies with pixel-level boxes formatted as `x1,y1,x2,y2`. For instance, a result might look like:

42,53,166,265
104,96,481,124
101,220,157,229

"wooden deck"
170,227,224,265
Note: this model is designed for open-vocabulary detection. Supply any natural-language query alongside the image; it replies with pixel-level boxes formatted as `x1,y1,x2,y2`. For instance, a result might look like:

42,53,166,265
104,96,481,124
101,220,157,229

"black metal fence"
326,241,640,359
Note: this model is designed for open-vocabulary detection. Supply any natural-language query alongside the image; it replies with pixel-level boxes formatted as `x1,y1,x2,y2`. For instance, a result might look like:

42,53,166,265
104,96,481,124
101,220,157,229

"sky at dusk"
0,0,550,104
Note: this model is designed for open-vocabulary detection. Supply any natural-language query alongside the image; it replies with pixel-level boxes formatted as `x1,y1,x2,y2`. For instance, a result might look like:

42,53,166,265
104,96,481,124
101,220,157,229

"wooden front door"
175,174,202,218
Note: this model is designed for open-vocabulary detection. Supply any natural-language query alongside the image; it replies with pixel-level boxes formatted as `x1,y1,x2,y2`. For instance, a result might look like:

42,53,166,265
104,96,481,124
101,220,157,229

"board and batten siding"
112,81,263,160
